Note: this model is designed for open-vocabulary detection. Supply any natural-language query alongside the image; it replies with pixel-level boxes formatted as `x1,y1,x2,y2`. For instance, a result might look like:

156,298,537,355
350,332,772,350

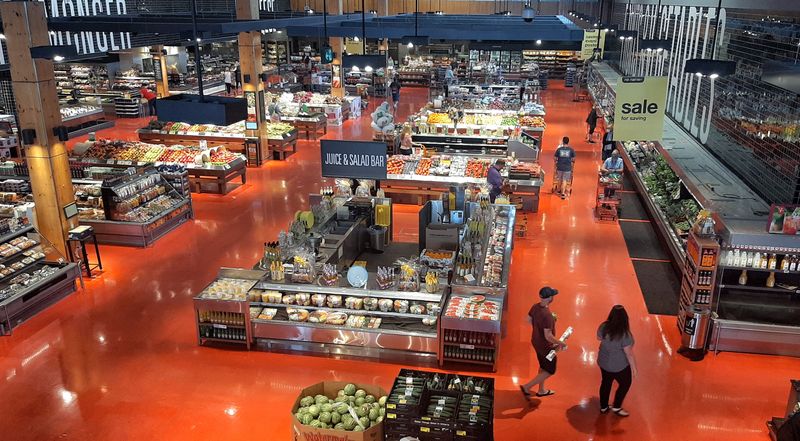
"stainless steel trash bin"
680,307,711,359
368,225,386,253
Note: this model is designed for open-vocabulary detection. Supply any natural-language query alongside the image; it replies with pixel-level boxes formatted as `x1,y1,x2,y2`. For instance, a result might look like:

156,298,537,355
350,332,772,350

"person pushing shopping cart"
553,137,576,199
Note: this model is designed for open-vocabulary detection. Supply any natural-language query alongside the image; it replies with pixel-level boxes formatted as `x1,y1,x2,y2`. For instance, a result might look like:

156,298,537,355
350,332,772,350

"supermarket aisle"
0,85,797,441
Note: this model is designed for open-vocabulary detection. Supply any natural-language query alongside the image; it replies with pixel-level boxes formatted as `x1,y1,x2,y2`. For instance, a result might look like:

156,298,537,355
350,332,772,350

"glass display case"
80,167,193,246
0,221,81,334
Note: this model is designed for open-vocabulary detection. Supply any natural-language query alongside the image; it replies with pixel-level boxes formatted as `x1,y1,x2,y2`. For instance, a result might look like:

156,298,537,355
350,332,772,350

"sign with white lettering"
46,0,132,55
320,140,387,180
613,76,667,141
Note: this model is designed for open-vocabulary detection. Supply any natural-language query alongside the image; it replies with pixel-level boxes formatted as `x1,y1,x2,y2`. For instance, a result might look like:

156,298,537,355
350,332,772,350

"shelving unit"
522,50,577,79
193,268,264,350
677,232,719,349
0,225,81,335
114,96,141,118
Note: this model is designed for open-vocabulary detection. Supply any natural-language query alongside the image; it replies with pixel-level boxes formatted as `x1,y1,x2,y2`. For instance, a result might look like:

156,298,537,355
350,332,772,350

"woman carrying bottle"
597,305,638,416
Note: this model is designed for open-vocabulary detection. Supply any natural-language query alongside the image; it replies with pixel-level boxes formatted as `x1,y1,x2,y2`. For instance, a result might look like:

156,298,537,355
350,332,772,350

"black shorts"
536,351,557,375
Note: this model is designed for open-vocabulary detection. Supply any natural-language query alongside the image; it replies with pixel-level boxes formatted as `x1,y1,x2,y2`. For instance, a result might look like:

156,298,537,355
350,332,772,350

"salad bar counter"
193,194,516,370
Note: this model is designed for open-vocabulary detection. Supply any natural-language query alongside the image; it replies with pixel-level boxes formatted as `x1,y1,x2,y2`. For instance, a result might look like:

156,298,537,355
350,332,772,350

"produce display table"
186,158,247,195
269,130,299,160
138,130,248,154
282,114,327,140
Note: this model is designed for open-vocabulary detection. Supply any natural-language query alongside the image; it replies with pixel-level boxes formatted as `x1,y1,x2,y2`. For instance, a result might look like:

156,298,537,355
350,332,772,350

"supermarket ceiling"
286,14,585,42
44,13,584,45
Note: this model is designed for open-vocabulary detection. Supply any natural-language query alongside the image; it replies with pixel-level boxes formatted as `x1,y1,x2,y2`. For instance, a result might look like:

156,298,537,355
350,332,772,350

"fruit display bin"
382,154,541,207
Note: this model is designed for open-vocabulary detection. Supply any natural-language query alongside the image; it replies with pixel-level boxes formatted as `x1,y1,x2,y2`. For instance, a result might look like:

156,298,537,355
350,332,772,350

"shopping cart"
595,173,622,221
552,170,574,198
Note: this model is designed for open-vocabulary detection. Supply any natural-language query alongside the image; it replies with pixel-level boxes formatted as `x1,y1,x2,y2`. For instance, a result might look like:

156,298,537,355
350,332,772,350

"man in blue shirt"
601,149,624,198
553,137,576,199
487,159,505,203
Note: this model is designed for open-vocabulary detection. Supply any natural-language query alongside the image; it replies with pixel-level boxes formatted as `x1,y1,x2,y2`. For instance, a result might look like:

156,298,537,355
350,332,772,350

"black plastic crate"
385,418,417,441
387,375,426,417
412,419,455,441
454,393,493,441
419,388,460,427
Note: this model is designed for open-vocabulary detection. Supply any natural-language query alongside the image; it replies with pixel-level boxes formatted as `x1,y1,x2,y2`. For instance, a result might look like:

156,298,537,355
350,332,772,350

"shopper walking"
601,124,615,160
586,108,599,143
234,63,242,90
553,137,576,199
487,159,505,203
520,287,567,398
597,305,638,417
224,69,233,95
390,77,402,113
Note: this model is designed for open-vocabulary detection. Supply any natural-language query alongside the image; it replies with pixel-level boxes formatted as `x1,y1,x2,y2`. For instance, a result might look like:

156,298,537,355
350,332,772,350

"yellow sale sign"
613,76,668,141
580,29,607,60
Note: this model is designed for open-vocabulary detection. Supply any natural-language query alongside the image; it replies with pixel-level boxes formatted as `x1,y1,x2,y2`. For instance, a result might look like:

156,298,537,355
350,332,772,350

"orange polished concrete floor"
1,86,797,441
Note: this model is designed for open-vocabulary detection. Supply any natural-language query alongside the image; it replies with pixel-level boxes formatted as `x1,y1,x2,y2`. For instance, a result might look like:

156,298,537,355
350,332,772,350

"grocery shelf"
250,301,438,320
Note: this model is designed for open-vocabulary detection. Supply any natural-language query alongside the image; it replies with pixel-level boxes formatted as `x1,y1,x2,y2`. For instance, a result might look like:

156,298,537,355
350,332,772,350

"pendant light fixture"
683,0,736,78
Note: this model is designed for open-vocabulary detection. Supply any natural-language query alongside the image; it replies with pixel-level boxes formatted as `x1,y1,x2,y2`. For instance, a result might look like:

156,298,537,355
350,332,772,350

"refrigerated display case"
80,166,193,246
0,222,81,334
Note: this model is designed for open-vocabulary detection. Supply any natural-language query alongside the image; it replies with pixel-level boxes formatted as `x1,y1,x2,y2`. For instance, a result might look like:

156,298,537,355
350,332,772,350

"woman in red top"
140,87,157,116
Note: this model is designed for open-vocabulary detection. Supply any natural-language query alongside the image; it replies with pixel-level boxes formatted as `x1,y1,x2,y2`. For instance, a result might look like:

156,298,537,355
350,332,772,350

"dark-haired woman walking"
597,305,638,416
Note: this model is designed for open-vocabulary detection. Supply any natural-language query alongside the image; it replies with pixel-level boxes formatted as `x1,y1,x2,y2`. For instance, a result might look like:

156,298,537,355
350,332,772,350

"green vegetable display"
296,386,387,433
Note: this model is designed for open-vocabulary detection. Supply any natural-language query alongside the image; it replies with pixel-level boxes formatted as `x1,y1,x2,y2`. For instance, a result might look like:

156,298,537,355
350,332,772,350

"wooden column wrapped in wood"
0,1,77,257
237,0,270,160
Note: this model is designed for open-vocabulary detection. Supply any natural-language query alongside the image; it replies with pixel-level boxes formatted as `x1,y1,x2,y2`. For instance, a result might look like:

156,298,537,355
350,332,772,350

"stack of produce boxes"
385,369,494,441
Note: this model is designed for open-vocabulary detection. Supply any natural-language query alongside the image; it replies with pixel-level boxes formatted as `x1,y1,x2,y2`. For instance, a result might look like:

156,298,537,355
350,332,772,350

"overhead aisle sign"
613,76,668,141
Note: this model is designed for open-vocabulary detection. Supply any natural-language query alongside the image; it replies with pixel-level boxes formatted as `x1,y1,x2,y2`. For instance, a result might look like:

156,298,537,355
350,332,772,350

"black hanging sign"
320,140,387,180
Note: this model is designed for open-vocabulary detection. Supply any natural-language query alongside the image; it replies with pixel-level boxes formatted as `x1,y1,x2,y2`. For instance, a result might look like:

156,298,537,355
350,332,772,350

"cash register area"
0,85,795,441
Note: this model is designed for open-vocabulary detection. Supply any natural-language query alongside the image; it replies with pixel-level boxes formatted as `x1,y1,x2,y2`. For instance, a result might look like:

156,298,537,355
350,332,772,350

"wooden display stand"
187,160,247,195
291,116,327,140
269,130,299,160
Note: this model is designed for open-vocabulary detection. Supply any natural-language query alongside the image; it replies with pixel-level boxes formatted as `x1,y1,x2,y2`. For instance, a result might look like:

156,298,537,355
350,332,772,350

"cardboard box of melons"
291,381,388,441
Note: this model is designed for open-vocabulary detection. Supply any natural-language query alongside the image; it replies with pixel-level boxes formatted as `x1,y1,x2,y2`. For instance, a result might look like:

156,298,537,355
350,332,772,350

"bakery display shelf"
254,278,445,303
251,314,437,338
251,301,439,320
0,225,34,245
0,262,81,335
82,199,192,247
0,257,45,285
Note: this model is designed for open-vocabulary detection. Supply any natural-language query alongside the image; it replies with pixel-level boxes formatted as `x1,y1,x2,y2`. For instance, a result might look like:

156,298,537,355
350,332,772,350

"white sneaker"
612,408,629,417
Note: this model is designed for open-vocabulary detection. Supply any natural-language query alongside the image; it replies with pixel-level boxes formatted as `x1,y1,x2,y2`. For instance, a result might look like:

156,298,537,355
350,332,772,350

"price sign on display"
320,140,387,180
613,76,668,141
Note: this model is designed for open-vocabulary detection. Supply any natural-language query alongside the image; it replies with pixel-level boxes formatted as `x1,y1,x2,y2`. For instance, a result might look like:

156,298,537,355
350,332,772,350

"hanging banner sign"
46,0,132,55
580,29,607,60
613,76,668,141
321,140,387,180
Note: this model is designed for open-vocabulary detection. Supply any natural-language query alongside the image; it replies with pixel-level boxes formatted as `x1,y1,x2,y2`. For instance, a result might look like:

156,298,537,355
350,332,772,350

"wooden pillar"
151,45,170,98
237,0,270,160
1,1,77,257
330,37,345,98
